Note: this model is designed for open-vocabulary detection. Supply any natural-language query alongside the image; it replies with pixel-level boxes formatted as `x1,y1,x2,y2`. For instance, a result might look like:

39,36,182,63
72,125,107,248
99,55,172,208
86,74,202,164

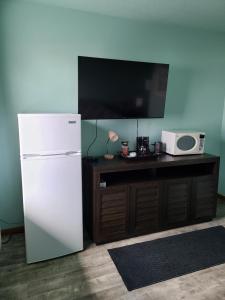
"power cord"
0,219,22,245
86,120,98,157
136,119,139,138
2,235,12,244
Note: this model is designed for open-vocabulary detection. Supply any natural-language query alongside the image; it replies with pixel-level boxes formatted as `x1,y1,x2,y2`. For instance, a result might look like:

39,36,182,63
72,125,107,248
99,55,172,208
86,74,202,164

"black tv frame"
78,56,169,120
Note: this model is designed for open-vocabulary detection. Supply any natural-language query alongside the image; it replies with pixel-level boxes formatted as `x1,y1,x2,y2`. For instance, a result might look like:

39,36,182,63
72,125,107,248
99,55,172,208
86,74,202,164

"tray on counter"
119,151,162,161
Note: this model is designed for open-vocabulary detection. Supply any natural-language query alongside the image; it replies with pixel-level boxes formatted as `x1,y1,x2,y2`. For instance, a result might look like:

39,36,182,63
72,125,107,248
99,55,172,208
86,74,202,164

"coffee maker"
136,136,150,156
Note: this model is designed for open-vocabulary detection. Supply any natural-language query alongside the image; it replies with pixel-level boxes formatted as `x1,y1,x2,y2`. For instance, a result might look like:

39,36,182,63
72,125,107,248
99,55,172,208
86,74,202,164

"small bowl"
104,154,114,160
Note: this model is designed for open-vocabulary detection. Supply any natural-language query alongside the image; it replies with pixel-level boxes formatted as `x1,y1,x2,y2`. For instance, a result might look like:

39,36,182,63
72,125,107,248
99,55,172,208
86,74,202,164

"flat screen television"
78,56,169,120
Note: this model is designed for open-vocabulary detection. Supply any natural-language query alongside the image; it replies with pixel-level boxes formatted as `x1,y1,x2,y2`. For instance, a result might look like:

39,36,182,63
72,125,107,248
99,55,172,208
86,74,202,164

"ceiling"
25,0,225,32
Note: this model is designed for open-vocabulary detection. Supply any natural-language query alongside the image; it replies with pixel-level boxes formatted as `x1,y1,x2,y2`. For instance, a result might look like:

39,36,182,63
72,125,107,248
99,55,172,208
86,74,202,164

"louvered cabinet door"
163,178,192,227
130,182,161,235
95,186,128,243
192,175,217,220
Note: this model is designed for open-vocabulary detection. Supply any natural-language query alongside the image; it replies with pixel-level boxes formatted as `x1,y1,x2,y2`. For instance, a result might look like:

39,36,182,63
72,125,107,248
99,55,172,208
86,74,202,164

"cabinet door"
192,175,217,220
130,181,161,235
163,178,192,227
95,186,128,243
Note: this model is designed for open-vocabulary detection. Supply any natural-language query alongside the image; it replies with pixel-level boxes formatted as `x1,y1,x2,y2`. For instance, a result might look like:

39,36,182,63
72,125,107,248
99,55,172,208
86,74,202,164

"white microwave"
161,130,205,155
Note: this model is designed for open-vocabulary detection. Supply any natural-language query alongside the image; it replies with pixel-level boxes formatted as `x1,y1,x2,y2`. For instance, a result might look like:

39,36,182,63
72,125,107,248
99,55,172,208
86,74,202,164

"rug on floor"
108,226,225,291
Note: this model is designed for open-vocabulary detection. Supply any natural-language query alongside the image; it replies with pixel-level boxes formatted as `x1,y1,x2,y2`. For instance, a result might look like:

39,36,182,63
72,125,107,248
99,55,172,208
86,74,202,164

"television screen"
78,56,169,120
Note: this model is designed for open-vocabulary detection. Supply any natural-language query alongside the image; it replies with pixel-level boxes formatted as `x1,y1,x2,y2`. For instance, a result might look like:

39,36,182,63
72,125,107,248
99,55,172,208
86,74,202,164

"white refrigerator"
18,114,83,263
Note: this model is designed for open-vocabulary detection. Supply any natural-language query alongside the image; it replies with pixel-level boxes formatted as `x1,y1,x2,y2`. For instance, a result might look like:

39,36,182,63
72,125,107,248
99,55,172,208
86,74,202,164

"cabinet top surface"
84,153,219,173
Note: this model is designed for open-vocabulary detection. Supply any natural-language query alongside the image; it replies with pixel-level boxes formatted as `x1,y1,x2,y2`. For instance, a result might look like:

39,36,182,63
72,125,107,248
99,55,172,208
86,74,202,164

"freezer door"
21,153,83,263
18,114,81,155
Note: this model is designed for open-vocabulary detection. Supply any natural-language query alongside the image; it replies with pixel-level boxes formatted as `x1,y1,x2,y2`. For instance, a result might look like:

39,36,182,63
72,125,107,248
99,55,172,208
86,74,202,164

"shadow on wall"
0,3,23,228
0,70,24,229
0,41,24,229
165,65,194,118
219,129,225,194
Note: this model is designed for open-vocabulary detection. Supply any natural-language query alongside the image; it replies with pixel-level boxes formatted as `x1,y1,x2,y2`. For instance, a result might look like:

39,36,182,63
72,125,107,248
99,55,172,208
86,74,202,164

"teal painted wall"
1,0,225,228
219,99,225,194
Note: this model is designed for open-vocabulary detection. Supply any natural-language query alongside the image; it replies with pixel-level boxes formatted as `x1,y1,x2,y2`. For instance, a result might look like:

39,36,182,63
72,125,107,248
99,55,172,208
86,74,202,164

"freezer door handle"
22,151,81,159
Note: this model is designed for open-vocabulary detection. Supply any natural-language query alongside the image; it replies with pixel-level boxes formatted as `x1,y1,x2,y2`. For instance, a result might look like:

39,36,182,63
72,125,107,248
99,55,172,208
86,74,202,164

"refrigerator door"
18,114,81,155
21,153,83,263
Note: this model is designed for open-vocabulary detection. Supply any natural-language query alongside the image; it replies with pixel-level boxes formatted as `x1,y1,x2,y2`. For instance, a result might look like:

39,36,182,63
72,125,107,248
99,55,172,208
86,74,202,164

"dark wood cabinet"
163,178,192,227
130,181,161,235
192,175,217,220
95,186,129,243
83,154,219,244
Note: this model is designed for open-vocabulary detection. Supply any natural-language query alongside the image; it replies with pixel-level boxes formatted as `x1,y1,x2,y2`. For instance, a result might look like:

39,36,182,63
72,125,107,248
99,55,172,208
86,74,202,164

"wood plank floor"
1,204,225,299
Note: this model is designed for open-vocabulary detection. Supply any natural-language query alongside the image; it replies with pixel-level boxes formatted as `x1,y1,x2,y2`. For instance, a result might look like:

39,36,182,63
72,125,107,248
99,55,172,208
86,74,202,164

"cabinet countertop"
83,153,219,172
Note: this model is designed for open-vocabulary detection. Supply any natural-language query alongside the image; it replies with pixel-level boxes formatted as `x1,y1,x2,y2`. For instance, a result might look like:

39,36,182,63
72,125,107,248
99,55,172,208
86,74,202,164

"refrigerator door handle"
65,151,81,156
22,154,42,159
